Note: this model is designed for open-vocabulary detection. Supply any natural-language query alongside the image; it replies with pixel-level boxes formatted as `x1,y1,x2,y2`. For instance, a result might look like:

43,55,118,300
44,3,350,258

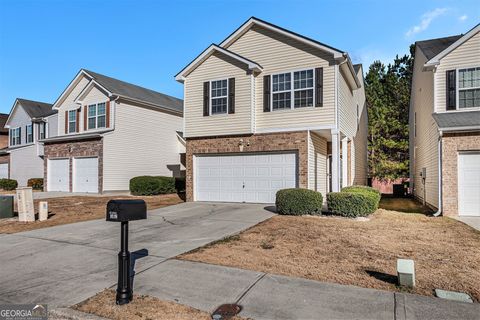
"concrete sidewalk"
133,259,480,320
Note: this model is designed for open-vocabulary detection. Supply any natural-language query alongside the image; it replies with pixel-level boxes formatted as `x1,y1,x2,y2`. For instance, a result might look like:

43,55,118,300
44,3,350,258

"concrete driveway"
0,202,273,307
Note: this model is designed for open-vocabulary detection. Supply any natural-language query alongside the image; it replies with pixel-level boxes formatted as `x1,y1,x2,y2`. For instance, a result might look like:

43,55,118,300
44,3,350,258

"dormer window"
458,67,480,108
26,124,33,143
68,110,77,133
88,103,107,129
210,80,228,115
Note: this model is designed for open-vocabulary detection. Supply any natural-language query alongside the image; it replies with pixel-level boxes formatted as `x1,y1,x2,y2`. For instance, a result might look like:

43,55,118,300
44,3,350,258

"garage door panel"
74,157,98,193
195,152,297,203
48,159,69,192
458,153,480,216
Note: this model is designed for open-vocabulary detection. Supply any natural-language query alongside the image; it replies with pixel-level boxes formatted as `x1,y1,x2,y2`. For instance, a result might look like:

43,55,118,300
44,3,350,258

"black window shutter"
263,75,271,112
19,127,21,144
446,70,456,110
9,129,12,145
228,78,235,114
315,67,323,107
203,81,210,116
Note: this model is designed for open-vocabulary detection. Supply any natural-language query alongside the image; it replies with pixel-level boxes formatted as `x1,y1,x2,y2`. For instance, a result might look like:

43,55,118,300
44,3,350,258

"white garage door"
0,163,8,179
73,157,98,193
458,153,480,216
195,152,297,203
48,159,69,192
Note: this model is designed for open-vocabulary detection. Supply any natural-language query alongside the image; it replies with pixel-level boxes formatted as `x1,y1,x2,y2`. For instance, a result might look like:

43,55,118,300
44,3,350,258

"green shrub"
175,177,186,193
0,179,18,191
27,178,44,190
327,192,378,218
341,185,381,207
276,188,323,216
129,176,178,195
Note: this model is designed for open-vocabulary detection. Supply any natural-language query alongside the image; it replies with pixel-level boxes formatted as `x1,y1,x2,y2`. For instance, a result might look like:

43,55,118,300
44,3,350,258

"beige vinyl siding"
308,131,328,198
103,101,183,191
9,145,44,186
352,68,368,185
434,31,480,112
46,114,58,138
184,52,252,137
338,70,357,138
227,25,336,131
411,48,439,208
57,76,90,135
7,104,32,146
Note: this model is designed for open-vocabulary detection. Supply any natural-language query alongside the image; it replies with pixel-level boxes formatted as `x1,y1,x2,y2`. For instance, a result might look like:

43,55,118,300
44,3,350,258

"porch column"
331,130,341,192
342,137,349,188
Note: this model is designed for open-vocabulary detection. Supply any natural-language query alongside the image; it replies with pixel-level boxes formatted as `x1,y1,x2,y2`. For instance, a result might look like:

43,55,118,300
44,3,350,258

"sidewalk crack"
235,272,267,305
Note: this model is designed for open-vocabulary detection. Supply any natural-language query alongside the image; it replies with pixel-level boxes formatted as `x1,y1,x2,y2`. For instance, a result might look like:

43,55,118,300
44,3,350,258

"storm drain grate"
211,304,242,320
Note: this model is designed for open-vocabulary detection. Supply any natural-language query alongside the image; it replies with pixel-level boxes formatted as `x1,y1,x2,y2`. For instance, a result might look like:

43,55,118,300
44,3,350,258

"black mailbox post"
106,199,147,305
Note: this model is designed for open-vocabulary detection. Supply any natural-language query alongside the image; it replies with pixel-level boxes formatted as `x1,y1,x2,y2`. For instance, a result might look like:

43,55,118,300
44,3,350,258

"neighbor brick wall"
442,132,480,216
185,131,309,201
0,134,8,149
44,138,103,192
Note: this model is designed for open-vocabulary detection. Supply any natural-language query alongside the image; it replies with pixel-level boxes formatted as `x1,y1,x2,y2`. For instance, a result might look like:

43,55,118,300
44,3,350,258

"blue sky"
0,0,478,113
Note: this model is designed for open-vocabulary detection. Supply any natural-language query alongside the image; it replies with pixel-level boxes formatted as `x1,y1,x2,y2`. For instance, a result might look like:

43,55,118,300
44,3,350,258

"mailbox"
106,199,147,305
106,199,147,222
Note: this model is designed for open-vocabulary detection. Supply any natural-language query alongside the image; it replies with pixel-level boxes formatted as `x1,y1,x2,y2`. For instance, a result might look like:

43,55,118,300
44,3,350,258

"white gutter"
433,133,442,217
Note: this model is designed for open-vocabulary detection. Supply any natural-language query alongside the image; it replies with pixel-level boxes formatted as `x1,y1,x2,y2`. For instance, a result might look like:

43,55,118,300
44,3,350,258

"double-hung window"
210,80,228,115
26,124,33,143
10,128,21,146
39,122,46,140
88,103,106,130
272,69,314,110
68,110,77,133
458,67,480,109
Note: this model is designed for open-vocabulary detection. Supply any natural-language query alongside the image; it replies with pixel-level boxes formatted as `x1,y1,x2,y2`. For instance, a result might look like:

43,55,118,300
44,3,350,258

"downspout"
433,132,442,217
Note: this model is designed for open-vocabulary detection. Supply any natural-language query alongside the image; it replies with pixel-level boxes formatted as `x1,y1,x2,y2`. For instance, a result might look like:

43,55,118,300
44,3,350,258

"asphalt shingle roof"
83,69,183,113
353,64,362,74
17,98,56,118
432,111,480,130
0,113,8,133
416,35,463,60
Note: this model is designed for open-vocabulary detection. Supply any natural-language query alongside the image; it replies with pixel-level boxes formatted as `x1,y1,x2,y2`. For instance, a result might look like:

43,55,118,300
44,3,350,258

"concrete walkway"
133,259,480,320
456,216,480,231
0,202,273,307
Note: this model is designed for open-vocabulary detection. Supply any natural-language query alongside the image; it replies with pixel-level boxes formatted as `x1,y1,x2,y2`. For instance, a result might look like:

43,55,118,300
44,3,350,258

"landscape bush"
327,191,379,218
341,185,381,207
276,188,323,216
27,178,44,190
0,179,18,191
129,176,185,196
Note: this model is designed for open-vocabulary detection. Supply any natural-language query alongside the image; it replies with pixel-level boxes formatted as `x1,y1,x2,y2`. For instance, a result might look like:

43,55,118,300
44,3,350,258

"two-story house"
3,99,57,186
409,23,480,217
0,113,10,178
41,69,184,193
176,17,367,203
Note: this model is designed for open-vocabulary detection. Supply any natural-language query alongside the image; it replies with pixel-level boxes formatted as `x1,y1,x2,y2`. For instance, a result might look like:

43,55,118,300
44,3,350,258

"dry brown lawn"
180,208,480,301
74,289,248,320
0,194,183,234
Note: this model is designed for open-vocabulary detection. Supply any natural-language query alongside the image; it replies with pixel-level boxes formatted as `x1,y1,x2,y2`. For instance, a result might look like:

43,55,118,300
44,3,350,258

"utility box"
397,259,415,287
39,201,48,221
0,196,14,219
106,200,147,222
16,187,35,222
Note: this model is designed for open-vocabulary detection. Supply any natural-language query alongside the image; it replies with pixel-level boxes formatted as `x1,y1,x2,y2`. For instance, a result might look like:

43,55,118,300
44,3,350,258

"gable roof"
353,64,362,74
175,44,263,82
433,111,480,131
16,98,56,118
416,35,462,60
423,23,480,67
0,113,8,133
82,70,183,113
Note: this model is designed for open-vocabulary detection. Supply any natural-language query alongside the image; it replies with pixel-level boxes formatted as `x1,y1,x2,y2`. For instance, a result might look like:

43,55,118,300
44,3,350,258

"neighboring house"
41,69,183,193
176,17,367,203
409,24,480,217
0,113,10,178
3,99,57,186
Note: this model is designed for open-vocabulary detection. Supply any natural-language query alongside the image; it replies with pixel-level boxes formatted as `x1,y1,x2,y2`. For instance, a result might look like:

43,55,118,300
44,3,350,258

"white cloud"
405,8,448,38
459,14,468,22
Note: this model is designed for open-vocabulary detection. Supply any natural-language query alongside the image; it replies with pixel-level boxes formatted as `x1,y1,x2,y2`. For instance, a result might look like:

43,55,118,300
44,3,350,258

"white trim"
52,70,90,109
438,125,480,132
270,68,315,111
26,123,33,144
209,78,229,116
250,73,255,134
220,17,344,59
456,66,480,110
75,79,112,104
175,44,262,82
335,64,339,130
183,78,187,137
86,102,107,130
255,124,335,134
9,127,21,146
67,109,77,134
193,155,197,201
425,24,480,67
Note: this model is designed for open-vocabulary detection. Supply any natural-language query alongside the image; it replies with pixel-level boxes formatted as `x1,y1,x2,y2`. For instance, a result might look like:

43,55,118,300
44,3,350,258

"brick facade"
441,132,480,216
185,131,309,201
44,138,103,192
